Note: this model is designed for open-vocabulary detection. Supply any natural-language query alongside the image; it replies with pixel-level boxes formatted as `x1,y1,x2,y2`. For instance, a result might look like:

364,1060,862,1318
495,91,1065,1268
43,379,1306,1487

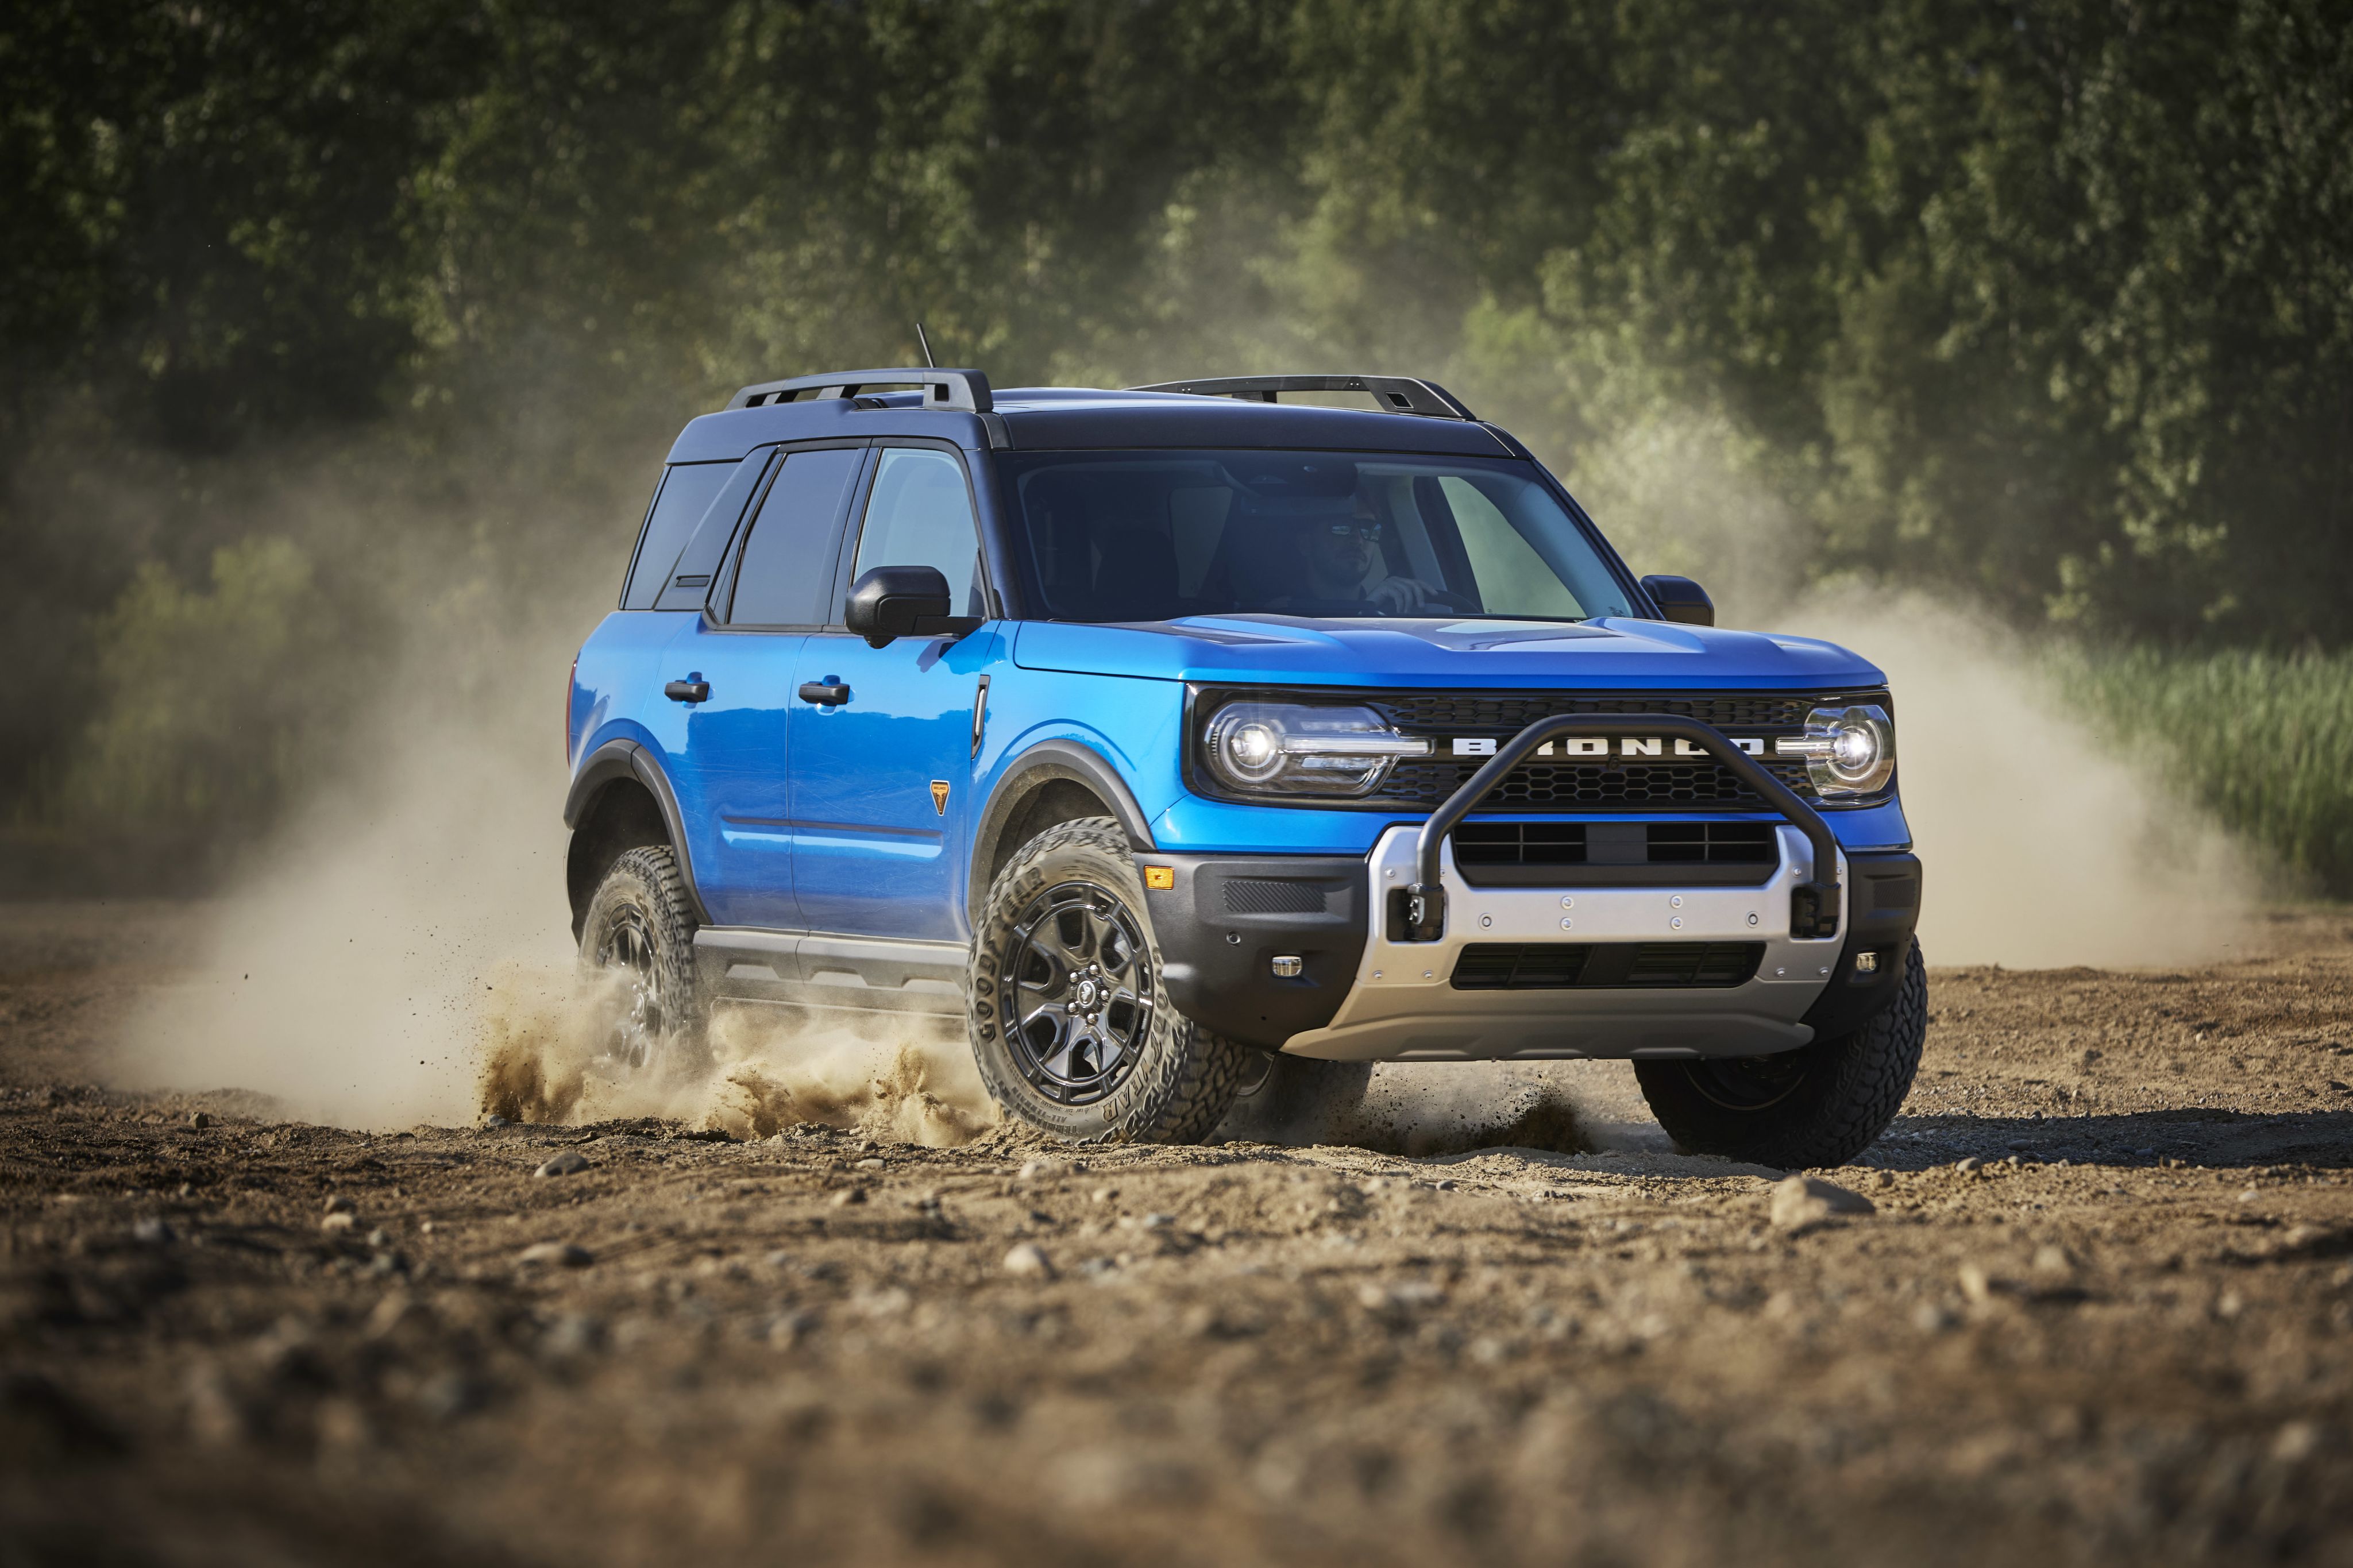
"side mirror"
844,565,958,648
1640,574,1714,627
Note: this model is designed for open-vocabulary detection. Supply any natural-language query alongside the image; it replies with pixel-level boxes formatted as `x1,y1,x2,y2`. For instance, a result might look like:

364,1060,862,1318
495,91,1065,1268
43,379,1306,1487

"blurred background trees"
3,0,2348,886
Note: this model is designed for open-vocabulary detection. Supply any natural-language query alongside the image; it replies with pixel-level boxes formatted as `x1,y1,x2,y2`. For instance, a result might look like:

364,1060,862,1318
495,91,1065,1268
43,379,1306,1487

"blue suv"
564,368,1924,1165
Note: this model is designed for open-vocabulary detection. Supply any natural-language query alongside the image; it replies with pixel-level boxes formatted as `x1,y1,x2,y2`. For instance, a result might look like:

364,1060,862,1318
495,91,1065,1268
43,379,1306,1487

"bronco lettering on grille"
1450,736,1768,758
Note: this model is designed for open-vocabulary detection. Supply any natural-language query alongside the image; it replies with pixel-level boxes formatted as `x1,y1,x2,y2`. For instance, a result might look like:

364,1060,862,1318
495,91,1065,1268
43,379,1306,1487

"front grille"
1378,755,1819,810
1451,942,1766,990
1644,822,1777,864
1453,822,1588,867
1451,820,1779,868
1361,689,1888,813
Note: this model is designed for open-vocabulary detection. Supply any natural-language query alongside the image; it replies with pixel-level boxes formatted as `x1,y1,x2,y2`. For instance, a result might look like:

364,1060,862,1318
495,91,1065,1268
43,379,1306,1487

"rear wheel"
969,818,1247,1143
1634,940,1926,1169
577,844,704,1076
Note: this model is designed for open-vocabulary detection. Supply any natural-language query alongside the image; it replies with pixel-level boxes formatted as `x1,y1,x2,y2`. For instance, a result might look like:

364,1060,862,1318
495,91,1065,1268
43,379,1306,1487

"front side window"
850,447,986,617
728,447,863,625
996,450,1633,623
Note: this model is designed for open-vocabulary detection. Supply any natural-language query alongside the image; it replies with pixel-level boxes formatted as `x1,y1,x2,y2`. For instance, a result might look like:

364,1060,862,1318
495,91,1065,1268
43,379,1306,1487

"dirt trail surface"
6,903,2353,1566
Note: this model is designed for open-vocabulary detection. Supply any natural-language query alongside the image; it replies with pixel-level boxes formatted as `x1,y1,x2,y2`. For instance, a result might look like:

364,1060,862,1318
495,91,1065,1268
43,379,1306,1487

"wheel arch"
565,739,712,938
967,738,1158,929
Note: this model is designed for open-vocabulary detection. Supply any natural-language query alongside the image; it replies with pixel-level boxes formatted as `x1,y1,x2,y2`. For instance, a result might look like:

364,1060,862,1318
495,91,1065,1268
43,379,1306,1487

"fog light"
1854,950,1880,975
1270,955,1303,978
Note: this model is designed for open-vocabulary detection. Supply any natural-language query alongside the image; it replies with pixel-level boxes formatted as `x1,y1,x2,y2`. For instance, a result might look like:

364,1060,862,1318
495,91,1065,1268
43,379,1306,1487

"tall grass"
2057,647,2353,897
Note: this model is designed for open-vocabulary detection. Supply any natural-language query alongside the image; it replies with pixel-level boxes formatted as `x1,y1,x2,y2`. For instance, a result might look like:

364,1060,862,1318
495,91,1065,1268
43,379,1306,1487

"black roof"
665,374,1522,464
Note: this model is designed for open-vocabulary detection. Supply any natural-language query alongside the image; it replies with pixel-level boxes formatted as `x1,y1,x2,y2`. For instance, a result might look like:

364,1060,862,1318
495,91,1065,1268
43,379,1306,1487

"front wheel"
1634,940,1926,1169
967,818,1248,1143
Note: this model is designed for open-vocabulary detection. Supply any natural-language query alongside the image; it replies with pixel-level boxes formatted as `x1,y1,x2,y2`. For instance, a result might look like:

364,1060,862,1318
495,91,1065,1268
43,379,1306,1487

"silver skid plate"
1277,824,1846,1063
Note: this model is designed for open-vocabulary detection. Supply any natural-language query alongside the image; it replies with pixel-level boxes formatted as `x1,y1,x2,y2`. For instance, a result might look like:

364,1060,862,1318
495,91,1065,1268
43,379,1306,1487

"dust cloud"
107,704,574,1130
476,963,998,1146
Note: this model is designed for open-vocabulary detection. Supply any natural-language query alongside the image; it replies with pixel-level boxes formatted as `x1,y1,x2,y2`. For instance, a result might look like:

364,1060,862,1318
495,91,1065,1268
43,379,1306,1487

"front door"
666,444,866,929
788,445,1001,941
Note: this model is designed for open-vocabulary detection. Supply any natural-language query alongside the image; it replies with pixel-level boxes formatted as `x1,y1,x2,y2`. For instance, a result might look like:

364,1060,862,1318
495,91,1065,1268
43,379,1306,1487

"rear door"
665,443,867,928
787,444,1003,941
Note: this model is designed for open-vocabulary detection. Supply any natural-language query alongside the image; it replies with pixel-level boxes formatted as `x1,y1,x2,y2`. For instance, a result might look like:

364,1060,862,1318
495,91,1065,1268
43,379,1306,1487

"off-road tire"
1217,1055,1374,1146
577,844,706,1076
1634,940,1926,1170
969,817,1248,1144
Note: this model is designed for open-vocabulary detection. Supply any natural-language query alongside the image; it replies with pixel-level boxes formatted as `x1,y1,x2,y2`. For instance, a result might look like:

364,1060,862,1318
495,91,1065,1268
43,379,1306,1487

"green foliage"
62,538,366,844
1295,0,2353,647
2058,646,2353,895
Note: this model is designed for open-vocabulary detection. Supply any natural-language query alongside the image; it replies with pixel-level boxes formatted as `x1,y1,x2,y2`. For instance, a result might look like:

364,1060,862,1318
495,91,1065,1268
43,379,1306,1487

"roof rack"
1127,374,1476,422
726,368,993,414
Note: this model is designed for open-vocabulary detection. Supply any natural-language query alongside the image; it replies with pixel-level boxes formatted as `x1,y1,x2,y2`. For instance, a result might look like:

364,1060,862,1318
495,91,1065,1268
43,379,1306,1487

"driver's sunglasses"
1326,520,1383,542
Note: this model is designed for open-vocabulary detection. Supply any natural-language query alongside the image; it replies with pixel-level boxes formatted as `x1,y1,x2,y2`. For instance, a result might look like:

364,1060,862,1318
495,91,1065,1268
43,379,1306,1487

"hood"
1011,615,1885,692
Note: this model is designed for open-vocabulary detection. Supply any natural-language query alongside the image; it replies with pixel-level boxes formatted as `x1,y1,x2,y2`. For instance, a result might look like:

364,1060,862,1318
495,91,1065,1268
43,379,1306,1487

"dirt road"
5,902,2353,1566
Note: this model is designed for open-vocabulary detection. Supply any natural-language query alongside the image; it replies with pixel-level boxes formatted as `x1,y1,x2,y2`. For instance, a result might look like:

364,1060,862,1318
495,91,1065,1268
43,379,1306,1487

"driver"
1287,493,1443,613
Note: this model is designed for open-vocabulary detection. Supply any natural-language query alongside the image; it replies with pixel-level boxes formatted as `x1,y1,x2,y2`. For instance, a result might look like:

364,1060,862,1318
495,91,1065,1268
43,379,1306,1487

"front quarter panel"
966,659,1187,905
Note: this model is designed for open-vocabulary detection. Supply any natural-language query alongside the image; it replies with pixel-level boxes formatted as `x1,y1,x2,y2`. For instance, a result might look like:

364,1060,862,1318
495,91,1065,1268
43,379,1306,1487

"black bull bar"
1398,713,1844,943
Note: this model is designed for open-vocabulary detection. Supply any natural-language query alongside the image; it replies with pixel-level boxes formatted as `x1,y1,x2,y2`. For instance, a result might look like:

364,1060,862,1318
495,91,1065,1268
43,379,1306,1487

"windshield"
996,450,1635,623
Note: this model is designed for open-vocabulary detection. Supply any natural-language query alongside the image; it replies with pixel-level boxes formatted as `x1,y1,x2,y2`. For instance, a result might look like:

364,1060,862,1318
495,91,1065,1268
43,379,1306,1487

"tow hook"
1389,883,1446,943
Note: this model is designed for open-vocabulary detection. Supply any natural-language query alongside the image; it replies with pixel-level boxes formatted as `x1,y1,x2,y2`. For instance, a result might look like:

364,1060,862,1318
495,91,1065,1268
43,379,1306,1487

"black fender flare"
564,739,713,927
966,738,1158,928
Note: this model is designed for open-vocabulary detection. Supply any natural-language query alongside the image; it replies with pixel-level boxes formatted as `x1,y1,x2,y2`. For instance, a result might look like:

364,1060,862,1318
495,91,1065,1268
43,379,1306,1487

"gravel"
1767,1175,1876,1233
1002,1243,1054,1279
519,1242,595,1269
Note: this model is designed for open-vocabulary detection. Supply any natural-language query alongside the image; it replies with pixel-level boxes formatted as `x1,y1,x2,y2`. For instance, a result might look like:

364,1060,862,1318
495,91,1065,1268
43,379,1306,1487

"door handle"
665,678,711,704
797,680,851,706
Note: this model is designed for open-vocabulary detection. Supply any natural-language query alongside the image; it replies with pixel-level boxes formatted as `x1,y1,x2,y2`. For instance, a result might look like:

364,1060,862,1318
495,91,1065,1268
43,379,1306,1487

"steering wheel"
1368,585,1476,616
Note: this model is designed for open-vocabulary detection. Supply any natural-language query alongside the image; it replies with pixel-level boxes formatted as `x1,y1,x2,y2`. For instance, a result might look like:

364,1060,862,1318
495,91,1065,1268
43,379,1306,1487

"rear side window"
728,448,865,625
851,448,986,616
622,462,735,609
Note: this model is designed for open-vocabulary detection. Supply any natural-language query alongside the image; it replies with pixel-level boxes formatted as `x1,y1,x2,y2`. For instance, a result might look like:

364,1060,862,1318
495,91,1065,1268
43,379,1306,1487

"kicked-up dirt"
4,901,2353,1566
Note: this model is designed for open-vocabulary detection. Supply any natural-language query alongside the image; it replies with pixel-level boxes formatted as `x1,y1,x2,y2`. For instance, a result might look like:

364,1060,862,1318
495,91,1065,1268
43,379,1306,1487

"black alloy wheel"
966,817,1247,1144
594,903,669,1071
1000,880,1155,1106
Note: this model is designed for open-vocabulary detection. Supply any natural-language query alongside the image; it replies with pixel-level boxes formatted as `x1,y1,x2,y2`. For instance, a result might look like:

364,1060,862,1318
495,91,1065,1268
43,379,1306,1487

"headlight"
1202,702,1432,798
1777,704,1895,796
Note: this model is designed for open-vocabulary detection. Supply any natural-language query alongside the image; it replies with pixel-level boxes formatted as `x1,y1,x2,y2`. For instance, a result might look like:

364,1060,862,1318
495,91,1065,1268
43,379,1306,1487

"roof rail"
726,367,993,414
1127,374,1476,422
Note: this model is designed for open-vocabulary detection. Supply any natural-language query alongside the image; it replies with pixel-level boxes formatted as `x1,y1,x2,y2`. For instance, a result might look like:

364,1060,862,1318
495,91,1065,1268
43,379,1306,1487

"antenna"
915,322,936,369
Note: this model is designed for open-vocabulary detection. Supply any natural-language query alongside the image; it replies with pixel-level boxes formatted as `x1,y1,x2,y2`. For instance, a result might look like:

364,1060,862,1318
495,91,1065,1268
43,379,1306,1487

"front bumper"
1142,832,1922,1061
1285,824,1839,1061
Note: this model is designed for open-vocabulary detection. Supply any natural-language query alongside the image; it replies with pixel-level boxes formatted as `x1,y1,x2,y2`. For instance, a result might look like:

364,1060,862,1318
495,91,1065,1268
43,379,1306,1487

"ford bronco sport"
563,369,1924,1167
